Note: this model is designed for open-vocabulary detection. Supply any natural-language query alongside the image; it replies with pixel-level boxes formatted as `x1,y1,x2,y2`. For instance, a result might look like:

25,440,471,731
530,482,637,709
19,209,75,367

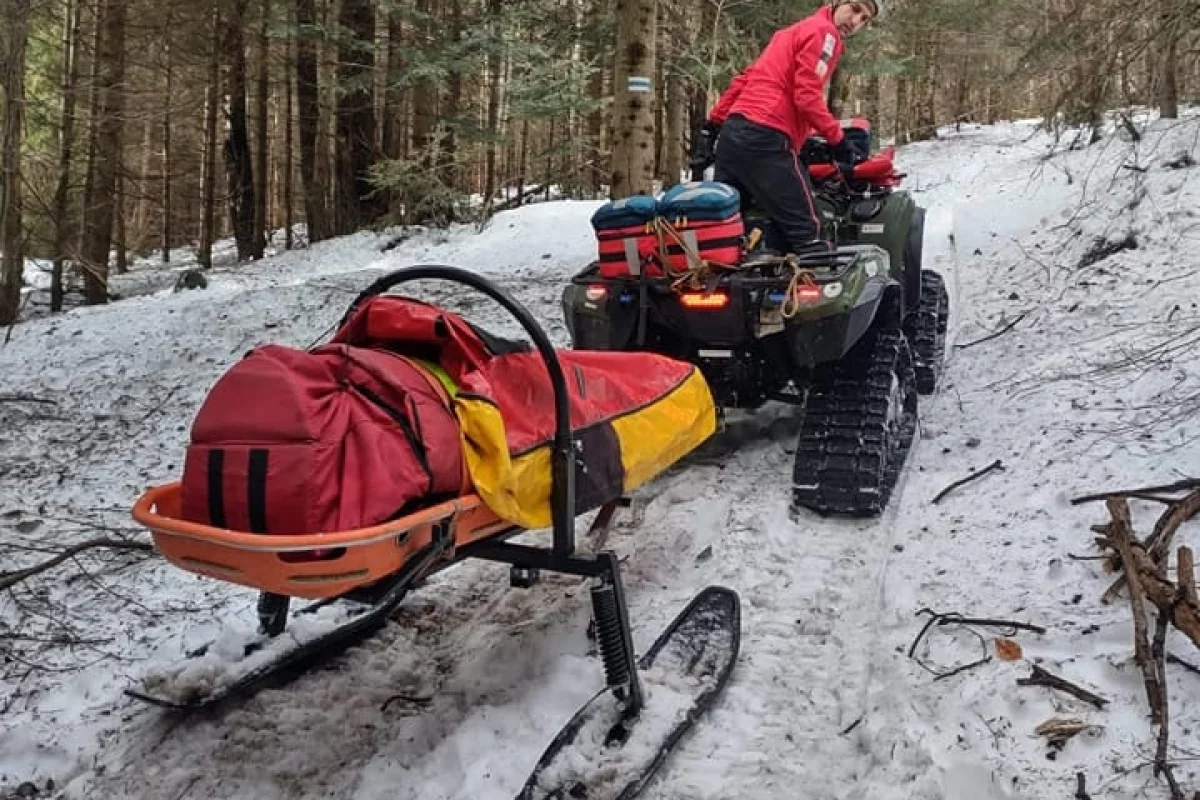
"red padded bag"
180,343,465,534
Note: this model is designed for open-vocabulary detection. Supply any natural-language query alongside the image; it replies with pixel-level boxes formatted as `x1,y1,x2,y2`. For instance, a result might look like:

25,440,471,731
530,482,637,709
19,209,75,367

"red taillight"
793,285,822,304
679,292,730,309
585,285,608,302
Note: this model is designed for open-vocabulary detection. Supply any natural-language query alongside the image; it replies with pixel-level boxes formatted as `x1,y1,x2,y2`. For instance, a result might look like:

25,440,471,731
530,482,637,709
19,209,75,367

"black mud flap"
516,585,741,800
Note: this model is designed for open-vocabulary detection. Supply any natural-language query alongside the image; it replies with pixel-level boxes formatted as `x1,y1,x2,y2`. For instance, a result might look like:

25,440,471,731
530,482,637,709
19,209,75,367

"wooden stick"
1107,497,1164,724
1016,664,1108,709
953,312,1027,350
0,538,154,591
1124,546,1200,650
1179,547,1198,607
1166,652,1200,677
1147,489,1200,562
1070,478,1200,505
1074,772,1091,800
931,459,1004,505
1102,490,1200,603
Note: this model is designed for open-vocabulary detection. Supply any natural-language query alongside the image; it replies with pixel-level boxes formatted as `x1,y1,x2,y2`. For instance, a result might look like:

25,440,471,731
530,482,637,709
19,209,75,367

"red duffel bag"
180,343,466,534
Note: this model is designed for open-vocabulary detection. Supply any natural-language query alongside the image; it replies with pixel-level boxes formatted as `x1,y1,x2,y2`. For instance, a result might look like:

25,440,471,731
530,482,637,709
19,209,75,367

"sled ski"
125,533,452,710
516,585,741,800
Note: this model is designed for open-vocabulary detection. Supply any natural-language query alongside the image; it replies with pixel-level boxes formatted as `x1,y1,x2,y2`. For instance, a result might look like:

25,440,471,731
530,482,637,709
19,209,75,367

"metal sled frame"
132,264,646,717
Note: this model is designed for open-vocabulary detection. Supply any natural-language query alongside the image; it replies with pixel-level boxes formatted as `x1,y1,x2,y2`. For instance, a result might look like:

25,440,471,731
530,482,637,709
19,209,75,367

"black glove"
689,122,721,179
832,136,866,165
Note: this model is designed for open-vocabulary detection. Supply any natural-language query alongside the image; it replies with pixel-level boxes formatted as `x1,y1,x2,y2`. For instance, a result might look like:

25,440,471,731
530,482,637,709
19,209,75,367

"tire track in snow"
609,407,913,800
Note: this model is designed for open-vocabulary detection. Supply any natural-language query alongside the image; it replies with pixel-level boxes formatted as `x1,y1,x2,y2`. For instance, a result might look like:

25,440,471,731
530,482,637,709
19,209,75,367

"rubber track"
792,330,917,517
906,270,949,395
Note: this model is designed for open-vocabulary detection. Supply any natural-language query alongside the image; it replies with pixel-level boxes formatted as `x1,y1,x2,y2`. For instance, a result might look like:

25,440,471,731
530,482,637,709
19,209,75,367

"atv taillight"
679,292,730,309
793,285,822,304
585,285,608,302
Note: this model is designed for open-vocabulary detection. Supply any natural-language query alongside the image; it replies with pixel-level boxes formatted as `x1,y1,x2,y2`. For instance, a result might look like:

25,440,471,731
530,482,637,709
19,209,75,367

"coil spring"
591,580,631,692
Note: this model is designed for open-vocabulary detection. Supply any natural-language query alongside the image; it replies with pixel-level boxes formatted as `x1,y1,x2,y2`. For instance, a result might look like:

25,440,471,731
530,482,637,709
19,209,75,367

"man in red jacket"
699,1,878,256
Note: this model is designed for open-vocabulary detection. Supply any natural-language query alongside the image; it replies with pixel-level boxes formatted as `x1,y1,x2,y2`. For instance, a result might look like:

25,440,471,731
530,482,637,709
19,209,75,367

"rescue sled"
128,265,741,798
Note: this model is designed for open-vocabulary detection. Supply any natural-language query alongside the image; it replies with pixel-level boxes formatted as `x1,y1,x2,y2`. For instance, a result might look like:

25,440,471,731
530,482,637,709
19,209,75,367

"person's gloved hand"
832,136,867,165
689,122,721,178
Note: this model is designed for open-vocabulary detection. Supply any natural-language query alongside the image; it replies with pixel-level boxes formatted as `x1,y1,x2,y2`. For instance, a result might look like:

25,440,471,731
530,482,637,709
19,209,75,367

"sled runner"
128,265,741,797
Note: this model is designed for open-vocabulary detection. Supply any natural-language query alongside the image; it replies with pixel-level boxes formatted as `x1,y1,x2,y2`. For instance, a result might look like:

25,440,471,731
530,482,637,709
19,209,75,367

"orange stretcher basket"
132,482,516,600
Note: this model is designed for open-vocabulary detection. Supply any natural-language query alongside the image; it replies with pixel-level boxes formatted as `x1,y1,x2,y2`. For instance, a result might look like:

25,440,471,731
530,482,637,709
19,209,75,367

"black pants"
714,115,823,252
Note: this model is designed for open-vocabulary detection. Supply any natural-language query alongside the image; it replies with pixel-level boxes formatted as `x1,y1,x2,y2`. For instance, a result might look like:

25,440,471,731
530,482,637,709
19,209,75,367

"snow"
2,111,1200,800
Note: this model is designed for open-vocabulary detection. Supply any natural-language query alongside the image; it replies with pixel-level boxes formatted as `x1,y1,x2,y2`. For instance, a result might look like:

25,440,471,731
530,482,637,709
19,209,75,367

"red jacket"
708,6,845,150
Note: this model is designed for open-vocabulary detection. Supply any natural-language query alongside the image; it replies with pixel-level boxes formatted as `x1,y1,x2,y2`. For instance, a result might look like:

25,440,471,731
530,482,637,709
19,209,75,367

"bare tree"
0,0,31,326
224,0,259,260
610,0,657,197
51,0,85,311
198,2,221,269
295,0,328,242
79,0,127,306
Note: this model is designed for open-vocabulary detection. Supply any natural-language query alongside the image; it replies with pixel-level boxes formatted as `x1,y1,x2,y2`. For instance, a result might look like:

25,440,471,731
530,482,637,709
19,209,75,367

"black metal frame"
345,264,645,716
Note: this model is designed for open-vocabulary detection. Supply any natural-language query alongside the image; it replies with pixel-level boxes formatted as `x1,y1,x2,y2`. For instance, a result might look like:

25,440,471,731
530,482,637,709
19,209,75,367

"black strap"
247,449,269,533
207,449,227,528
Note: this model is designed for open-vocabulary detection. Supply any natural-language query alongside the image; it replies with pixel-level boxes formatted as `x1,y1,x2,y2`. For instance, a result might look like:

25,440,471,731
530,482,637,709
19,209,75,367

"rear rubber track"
791,329,918,517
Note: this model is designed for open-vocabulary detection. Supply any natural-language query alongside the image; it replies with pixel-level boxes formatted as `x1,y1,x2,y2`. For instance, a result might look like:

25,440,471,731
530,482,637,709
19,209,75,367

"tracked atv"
563,118,949,517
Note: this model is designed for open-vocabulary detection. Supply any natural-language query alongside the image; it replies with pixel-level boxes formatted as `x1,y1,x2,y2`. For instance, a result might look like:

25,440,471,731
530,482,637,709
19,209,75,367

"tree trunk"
80,0,126,305
51,0,84,312
114,171,126,273
224,0,259,260
198,2,221,269
482,0,502,213
408,0,437,223
335,0,383,234
161,7,173,263
1157,4,1179,119
440,0,462,209
284,17,294,250
610,0,657,197
382,8,405,160
254,0,271,249
661,65,685,188
0,0,31,326
131,116,153,253
296,0,328,242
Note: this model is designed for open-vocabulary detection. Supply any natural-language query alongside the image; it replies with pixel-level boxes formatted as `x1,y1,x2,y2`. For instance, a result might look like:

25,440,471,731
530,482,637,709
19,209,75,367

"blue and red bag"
590,195,662,279
656,182,744,272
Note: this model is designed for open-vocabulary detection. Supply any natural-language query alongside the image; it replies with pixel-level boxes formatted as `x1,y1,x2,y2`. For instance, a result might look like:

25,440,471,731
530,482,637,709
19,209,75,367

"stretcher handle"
342,264,579,558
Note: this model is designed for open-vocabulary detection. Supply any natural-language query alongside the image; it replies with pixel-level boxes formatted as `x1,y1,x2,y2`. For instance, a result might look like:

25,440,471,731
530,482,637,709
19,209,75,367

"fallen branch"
1016,664,1108,709
1102,490,1200,604
0,538,154,591
1107,497,1164,723
0,393,56,405
1119,546,1200,651
1151,609,1184,799
931,459,1005,504
1146,490,1200,563
953,312,1027,350
907,609,1042,680
1070,478,1200,506
1166,652,1200,677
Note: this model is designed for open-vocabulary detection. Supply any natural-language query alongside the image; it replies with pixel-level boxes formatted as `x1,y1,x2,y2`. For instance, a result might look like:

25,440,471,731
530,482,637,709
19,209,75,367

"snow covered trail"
5,117,1200,800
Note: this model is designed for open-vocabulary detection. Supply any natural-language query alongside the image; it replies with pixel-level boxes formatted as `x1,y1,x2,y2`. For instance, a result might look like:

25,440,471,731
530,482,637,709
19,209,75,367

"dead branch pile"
1077,482,1200,799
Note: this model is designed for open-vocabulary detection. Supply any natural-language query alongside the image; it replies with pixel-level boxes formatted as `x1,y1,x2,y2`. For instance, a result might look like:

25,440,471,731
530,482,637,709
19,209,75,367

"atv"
562,118,949,517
